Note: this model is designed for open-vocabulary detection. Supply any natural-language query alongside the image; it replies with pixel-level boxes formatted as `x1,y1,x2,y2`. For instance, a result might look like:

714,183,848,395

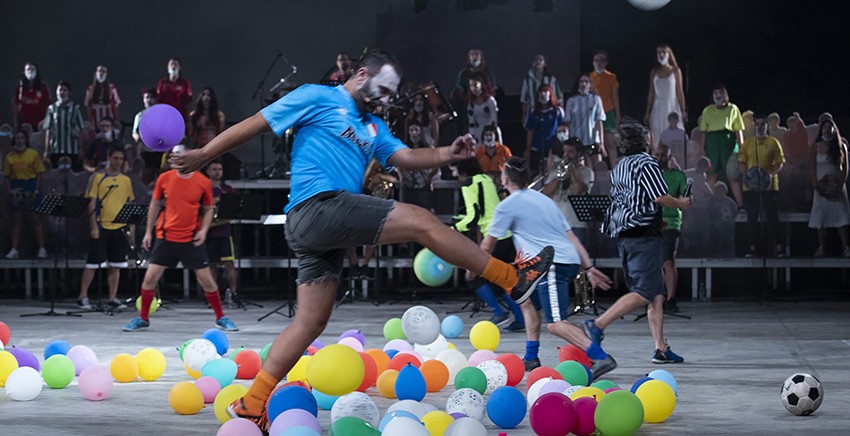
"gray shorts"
617,235,665,302
285,191,395,285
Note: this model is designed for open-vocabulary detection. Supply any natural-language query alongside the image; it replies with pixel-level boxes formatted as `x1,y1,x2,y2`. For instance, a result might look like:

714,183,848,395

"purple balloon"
339,329,366,346
216,417,263,436
540,379,571,396
269,408,321,435
139,104,185,151
310,339,325,350
66,345,98,376
449,412,468,420
9,347,40,371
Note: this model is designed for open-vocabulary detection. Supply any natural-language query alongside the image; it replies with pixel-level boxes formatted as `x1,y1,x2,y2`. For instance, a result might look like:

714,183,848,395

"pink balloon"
337,336,365,352
139,104,185,151
572,397,598,436
78,365,113,401
67,345,98,376
530,392,577,436
604,387,623,394
195,376,222,403
339,329,366,346
467,349,498,367
216,417,263,436
269,408,321,435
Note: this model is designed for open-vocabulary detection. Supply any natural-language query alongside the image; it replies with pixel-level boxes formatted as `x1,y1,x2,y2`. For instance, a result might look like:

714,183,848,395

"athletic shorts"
529,263,578,323
285,191,395,285
661,229,680,262
7,179,42,213
617,235,665,302
703,130,739,177
206,236,235,262
148,238,209,270
602,109,617,132
86,228,130,268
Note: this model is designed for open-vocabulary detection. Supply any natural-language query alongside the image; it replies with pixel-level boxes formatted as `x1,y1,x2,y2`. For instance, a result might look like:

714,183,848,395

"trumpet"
528,144,599,190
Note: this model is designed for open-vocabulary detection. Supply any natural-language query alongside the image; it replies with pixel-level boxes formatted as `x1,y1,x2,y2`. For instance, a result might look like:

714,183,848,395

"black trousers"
743,190,781,250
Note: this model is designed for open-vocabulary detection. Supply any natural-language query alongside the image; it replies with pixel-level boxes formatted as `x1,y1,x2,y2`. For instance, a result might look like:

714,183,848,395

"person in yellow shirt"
3,131,47,259
738,115,785,257
700,84,745,206
77,146,135,310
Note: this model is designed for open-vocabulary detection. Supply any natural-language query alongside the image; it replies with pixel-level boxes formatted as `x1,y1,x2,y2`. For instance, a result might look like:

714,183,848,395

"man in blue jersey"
171,49,554,430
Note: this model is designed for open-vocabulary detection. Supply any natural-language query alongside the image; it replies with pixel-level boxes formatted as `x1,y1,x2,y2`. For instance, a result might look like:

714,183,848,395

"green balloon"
259,343,272,363
454,366,488,395
383,318,406,341
177,339,195,361
42,355,75,389
330,416,381,436
555,360,589,386
227,347,247,360
591,379,619,391
594,389,644,436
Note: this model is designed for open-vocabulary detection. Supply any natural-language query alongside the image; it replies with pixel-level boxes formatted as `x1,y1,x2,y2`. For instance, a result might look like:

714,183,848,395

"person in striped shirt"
84,65,121,127
43,81,84,171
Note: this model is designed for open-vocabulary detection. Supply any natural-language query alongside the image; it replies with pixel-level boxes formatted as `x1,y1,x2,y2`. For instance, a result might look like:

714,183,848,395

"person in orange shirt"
122,145,238,332
475,125,512,185
589,51,621,167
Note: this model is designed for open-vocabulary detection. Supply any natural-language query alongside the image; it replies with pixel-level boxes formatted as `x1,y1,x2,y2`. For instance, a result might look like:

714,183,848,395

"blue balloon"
201,328,229,356
201,358,238,388
647,369,678,394
441,315,464,339
395,363,427,402
413,248,453,287
630,376,654,393
44,340,71,360
379,411,420,432
282,426,321,436
312,389,339,410
584,365,593,386
486,386,527,429
268,385,318,422
385,349,400,359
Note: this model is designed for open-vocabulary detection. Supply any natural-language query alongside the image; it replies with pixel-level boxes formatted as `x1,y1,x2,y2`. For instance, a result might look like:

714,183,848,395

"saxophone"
572,270,595,314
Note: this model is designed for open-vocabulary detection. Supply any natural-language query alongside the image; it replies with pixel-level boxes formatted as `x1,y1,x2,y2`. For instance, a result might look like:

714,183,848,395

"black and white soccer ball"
780,373,823,416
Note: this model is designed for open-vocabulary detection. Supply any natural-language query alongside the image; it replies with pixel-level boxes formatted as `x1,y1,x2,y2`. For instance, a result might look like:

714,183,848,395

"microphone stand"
252,52,282,179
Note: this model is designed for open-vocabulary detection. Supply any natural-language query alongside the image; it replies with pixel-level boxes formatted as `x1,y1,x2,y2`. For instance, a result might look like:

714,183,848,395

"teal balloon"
282,426,321,436
441,315,464,339
201,358,237,388
260,343,272,362
413,248,453,287
647,369,678,394
330,416,380,436
454,366,488,395
313,389,340,410
594,390,644,436
395,364,427,401
555,360,589,386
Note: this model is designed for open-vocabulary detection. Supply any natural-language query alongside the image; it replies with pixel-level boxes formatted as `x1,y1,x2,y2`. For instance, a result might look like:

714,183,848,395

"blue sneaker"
652,346,684,364
583,319,605,344
216,317,239,331
122,317,150,332
503,321,526,332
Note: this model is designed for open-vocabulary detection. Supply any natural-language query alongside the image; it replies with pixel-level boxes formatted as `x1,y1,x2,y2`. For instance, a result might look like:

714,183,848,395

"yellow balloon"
214,383,249,423
287,355,311,384
136,348,167,381
135,296,161,315
0,350,20,387
469,321,500,351
635,379,677,423
109,353,139,383
305,344,364,396
168,381,205,415
570,386,607,401
447,342,457,350
421,410,454,436
376,369,399,398
184,363,201,379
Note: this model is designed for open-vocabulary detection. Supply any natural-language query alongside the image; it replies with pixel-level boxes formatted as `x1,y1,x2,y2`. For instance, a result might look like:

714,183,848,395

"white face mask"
713,95,725,106
25,70,37,81
594,68,605,74
168,67,180,76
470,59,481,68
102,130,113,140
14,143,26,152
96,73,106,83
557,132,569,142
484,136,496,147
413,101,424,113
538,94,549,104
657,52,669,65
578,83,590,95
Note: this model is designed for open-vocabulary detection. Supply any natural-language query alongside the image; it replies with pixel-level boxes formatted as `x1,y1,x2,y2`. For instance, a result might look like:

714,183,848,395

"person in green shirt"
653,143,688,312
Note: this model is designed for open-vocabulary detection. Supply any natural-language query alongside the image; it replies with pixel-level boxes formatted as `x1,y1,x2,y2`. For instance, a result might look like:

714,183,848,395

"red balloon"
306,346,319,356
572,396,598,436
233,350,262,379
0,321,10,346
357,352,378,392
496,353,525,387
558,344,592,368
530,392,578,436
388,353,421,372
526,366,563,390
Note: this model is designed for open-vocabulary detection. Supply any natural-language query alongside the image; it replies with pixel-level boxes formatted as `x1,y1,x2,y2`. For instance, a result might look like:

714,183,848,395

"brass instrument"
572,270,596,314
363,158,397,199
528,144,599,190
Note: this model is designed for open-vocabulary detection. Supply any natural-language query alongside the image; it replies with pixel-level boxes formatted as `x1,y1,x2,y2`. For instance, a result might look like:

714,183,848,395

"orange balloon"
496,353,525,387
364,348,389,374
526,366,563,390
234,350,262,379
376,369,399,398
357,352,378,392
388,353,421,372
420,359,449,392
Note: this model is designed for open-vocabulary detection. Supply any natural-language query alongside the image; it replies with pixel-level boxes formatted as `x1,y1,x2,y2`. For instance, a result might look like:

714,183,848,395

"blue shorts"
7,179,41,213
617,235,665,301
530,263,578,323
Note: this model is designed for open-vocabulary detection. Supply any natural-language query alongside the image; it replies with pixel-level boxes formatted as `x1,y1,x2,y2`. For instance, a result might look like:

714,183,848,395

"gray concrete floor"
1,298,849,435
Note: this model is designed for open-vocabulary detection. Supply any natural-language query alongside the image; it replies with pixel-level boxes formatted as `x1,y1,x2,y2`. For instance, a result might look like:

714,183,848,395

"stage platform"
1,298,848,435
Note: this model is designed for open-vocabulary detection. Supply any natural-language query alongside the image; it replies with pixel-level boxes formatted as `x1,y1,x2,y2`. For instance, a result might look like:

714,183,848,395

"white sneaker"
5,248,19,259
77,298,92,309
37,247,48,259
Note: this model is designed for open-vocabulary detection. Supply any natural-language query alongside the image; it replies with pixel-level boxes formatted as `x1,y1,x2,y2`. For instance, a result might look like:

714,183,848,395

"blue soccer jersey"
260,85,407,212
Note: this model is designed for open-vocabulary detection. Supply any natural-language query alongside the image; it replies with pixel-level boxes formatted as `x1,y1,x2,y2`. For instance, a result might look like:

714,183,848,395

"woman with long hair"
526,83,565,176
188,87,226,147
466,72,498,146
644,44,686,146
13,62,52,131
808,119,850,257
403,92,439,146
84,65,121,128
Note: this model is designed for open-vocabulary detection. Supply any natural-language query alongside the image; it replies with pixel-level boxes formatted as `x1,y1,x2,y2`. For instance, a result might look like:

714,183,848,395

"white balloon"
383,339,413,352
420,402,438,414
563,385,583,397
387,399,429,419
435,349,467,385
413,334,448,360
527,377,553,406
382,416,429,436
4,367,43,401
627,0,672,11
183,338,220,372
476,360,508,395
446,388,486,422
330,391,380,427
401,306,441,345
337,336,365,352
444,417,488,436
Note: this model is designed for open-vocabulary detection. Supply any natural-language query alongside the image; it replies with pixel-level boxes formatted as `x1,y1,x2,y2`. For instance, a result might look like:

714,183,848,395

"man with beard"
170,49,554,430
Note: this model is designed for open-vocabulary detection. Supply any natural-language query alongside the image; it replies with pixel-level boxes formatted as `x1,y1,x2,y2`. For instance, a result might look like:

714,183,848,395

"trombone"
527,144,599,190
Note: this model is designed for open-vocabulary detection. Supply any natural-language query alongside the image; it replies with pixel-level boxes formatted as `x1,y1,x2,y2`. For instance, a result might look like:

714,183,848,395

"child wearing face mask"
84,65,121,127
475,124,512,185
14,62,52,132
4,131,48,259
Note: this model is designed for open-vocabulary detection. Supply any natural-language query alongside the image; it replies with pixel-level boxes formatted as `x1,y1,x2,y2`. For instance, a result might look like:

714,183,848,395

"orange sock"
242,369,279,411
481,256,518,291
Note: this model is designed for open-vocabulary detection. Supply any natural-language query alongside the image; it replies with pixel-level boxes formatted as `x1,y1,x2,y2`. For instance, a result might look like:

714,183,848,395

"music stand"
21,195,89,318
112,203,150,309
568,195,611,316
216,193,264,310
258,214,295,321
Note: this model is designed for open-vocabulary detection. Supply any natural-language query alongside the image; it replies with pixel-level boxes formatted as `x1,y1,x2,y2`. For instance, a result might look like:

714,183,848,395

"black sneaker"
664,299,680,314
590,355,617,380
651,346,684,364
510,246,554,304
523,358,541,372
503,321,525,332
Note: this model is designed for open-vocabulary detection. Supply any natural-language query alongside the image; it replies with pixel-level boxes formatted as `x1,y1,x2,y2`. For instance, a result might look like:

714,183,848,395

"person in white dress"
808,119,850,257
644,44,686,147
